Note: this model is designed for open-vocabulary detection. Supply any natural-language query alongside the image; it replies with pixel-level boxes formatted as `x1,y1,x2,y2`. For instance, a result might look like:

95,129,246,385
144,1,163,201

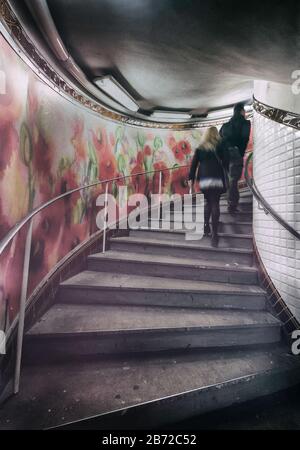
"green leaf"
154,136,163,150
88,141,98,166
116,126,124,142
20,123,32,166
137,131,146,148
118,154,126,173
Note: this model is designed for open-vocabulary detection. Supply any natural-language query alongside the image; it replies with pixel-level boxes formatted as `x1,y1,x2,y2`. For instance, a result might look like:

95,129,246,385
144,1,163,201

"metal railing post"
14,218,33,394
158,171,162,220
102,182,109,254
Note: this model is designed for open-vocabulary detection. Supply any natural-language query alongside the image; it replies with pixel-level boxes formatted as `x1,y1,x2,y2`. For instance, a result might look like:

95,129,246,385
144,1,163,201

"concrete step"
143,220,253,235
129,229,253,250
88,251,258,285
58,271,265,310
24,304,281,359
4,346,300,430
163,210,253,223
171,198,253,213
110,236,254,265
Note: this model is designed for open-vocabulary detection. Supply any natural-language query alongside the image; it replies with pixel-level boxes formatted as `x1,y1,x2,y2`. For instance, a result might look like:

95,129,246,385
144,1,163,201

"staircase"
1,188,300,430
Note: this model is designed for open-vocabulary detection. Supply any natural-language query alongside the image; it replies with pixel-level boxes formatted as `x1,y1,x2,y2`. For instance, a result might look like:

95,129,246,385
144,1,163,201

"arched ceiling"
10,0,300,118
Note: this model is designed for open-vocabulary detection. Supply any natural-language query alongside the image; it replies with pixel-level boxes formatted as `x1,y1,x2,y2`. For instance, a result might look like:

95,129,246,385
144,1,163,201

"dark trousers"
204,191,221,236
228,164,243,209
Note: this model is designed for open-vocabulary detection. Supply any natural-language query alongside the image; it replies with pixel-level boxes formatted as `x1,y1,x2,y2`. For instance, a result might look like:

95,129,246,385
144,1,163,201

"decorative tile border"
0,0,240,130
253,98,300,131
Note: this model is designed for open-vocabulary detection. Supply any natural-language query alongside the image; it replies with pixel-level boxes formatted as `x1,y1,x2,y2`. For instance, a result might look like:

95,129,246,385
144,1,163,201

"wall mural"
0,34,203,327
0,34,253,328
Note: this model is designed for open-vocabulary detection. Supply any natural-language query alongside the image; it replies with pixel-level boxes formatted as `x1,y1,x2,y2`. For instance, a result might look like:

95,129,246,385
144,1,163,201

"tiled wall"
253,112,300,320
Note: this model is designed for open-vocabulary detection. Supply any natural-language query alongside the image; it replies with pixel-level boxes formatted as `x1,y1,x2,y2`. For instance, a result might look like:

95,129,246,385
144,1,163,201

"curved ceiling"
11,0,300,117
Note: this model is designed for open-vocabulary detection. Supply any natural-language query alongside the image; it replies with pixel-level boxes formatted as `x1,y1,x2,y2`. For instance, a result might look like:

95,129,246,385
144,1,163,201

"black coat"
220,114,251,159
189,144,226,193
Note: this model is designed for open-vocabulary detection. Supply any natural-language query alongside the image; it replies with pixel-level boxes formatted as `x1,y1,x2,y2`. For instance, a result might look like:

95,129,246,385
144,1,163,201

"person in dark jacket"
220,102,251,213
188,127,226,248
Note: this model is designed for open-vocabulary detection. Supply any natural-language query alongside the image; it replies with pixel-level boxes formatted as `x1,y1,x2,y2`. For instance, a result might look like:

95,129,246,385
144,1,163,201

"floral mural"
0,33,253,328
0,34,204,326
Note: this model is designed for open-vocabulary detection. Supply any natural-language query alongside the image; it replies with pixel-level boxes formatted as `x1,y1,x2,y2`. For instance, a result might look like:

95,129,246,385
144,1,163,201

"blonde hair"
200,126,220,150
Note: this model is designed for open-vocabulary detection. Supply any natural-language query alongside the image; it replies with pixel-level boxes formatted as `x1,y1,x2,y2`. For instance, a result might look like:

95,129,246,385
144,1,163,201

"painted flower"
171,143,185,162
99,151,117,181
170,166,189,196
131,163,147,194
71,117,87,161
143,145,152,156
91,128,108,155
137,151,144,166
151,161,170,194
178,140,192,155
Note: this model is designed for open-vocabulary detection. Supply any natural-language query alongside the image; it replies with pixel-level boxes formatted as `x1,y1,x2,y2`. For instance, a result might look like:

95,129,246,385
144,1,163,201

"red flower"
131,164,147,194
178,140,191,155
99,152,117,181
71,117,86,160
110,132,116,148
143,145,152,156
170,166,189,195
137,151,144,166
171,143,185,162
152,161,170,194
32,130,53,178
91,128,108,155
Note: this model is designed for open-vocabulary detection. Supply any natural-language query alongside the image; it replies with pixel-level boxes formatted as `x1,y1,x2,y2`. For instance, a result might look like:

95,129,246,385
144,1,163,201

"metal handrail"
244,152,300,240
0,163,190,394
0,164,189,255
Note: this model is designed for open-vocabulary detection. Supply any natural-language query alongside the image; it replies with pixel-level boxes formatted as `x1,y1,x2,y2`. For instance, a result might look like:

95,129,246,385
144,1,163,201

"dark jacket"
189,144,226,193
220,114,251,160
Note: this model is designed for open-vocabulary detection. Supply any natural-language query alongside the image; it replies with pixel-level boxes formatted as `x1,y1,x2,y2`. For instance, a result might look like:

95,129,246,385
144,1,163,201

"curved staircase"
0,189,300,430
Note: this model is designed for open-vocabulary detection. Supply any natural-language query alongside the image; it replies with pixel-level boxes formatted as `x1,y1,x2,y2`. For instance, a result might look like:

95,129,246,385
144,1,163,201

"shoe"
204,223,211,236
211,234,219,248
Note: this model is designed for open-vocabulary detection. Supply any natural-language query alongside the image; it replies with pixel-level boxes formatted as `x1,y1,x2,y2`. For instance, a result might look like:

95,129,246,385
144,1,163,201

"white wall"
254,80,300,115
253,111,300,320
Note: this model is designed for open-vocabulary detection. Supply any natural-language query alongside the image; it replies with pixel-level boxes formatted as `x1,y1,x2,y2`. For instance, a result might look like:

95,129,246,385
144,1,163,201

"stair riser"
24,326,280,361
162,212,252,223
141,221,252,235
170,202,253,213
58,286,266,310
110,241,254,265
129,230,253,250
88,258,258,285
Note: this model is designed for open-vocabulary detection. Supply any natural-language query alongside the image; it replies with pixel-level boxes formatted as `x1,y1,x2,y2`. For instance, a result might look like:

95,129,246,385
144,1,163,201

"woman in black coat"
188,127,226,247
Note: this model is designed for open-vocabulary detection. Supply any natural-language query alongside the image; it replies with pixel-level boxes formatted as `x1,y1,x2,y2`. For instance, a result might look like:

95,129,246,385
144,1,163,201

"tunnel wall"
0,32,205,328
253,111,300,320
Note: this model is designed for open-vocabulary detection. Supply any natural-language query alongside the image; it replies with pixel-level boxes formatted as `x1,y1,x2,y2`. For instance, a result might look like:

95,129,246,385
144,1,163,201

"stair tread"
89,250,257,273
157,220,253,225
28,304,279,336
60,271,264,295
111,235,253,254
133,229,253,239
2,346,298,430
